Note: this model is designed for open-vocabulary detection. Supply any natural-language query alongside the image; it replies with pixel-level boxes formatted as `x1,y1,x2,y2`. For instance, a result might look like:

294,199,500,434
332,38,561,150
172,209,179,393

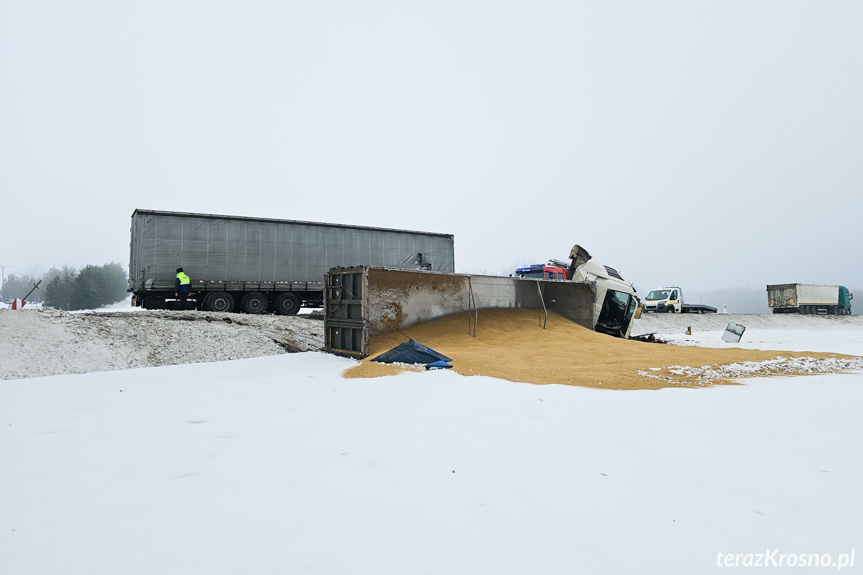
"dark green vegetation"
1,263,128,310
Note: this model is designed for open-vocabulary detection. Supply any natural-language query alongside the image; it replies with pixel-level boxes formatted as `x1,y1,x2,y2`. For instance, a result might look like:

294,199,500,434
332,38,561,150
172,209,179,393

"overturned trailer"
325,245,640,358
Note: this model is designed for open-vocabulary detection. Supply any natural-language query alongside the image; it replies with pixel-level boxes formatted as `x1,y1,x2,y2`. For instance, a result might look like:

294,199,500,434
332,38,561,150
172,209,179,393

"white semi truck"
643,286,717,314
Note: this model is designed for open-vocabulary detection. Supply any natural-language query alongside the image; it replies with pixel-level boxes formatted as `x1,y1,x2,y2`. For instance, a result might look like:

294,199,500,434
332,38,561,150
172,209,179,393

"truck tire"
274,293,301,315
240,292,270,314
204,291,235,313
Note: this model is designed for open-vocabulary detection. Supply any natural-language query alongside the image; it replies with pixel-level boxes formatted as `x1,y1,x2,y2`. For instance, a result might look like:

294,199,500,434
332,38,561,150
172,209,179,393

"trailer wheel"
204,292,235,313
274,293,301,315
240,292,270,314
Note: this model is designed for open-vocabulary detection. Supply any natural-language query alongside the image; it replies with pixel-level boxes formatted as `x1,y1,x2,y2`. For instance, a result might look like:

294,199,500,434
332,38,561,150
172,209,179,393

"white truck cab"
644,286,682,313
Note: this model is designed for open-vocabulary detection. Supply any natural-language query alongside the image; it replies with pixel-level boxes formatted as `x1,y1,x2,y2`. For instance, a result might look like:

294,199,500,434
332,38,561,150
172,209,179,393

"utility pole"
1,265,4,290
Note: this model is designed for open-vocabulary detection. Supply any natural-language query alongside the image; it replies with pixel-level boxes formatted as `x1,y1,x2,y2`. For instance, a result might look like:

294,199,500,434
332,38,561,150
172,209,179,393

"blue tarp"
371,339,452,369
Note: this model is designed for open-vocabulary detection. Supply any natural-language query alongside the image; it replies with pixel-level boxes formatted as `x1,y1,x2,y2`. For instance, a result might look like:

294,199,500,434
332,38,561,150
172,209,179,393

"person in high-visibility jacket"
175,267,191,309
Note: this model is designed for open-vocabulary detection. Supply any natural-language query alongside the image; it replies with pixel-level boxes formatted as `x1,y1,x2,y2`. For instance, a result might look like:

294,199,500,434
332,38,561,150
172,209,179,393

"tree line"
1,263,129,310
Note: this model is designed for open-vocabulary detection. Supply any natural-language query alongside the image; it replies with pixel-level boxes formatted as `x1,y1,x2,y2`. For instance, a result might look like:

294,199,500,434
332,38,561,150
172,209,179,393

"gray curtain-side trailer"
129,209,455,314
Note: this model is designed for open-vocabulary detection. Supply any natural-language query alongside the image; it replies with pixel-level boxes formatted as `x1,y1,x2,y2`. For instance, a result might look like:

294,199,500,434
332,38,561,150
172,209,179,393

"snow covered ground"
635,312,863,355
1,313,862,574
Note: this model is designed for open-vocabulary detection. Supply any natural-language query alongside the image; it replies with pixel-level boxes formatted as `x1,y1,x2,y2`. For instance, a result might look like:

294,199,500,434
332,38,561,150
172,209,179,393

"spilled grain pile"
343,309,863,390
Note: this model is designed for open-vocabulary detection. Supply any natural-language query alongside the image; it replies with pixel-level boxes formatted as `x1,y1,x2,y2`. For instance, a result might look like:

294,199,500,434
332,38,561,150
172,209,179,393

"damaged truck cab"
566,245,640,339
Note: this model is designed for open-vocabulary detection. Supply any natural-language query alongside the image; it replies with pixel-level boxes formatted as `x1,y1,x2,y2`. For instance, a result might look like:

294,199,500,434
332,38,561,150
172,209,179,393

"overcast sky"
1,1,861,295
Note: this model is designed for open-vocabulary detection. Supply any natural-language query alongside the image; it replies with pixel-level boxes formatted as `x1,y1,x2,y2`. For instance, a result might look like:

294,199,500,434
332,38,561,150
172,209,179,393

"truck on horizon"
767,283,853,315
642,286,717,314
128,209,455,314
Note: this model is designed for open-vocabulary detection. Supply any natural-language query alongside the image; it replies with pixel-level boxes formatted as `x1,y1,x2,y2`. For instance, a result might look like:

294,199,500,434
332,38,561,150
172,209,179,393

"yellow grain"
343,309,856,390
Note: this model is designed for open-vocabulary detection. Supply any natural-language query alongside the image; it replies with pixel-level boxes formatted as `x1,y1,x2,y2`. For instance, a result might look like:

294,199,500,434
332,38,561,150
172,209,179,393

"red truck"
514,263,568,280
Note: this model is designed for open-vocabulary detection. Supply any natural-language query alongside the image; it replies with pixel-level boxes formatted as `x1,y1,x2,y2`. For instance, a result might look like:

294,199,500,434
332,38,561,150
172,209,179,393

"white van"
644,287,682,313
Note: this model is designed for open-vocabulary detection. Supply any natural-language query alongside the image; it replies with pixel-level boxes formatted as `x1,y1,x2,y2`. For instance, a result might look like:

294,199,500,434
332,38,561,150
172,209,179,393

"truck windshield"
516,270,543,278
596,290,636,338
646,290,670,301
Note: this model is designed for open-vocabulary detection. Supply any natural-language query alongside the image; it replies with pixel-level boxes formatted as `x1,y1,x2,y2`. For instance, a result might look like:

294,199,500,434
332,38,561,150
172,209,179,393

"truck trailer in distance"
767,283,853,315
128,209,455,314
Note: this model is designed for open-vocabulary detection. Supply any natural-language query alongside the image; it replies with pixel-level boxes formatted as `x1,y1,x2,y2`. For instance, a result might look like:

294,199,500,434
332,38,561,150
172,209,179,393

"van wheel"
204,292,235,313
240,292,269,314
274,293,301,315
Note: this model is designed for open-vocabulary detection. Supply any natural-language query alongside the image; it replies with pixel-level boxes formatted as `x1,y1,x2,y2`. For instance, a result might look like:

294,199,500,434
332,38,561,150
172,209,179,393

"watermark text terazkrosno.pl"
716,549,855,570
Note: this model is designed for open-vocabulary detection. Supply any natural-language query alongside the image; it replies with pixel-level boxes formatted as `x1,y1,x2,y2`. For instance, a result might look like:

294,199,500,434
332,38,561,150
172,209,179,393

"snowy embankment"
0,309,323,380
1,311,862,574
